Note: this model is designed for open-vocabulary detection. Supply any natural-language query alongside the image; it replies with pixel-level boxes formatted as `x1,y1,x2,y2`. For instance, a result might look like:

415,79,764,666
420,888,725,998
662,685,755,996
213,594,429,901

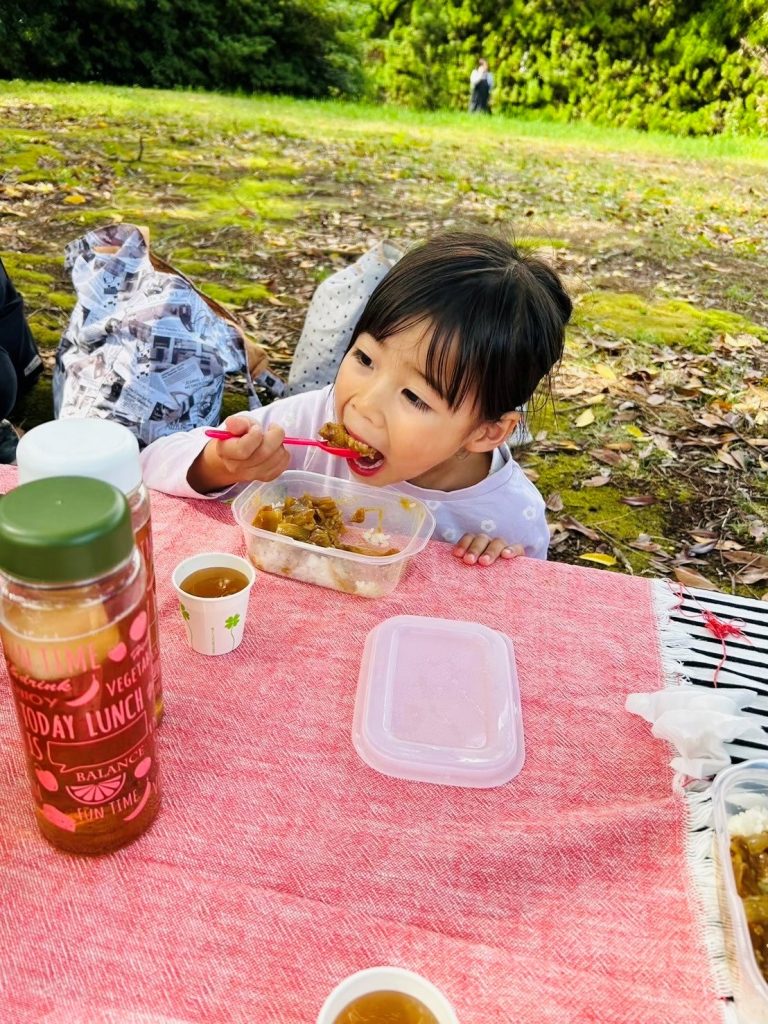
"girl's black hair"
349,232,572,423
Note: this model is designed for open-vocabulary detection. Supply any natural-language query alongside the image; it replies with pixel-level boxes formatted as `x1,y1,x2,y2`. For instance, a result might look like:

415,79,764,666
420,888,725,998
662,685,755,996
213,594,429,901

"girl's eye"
354,349,373,368
403,389,431,412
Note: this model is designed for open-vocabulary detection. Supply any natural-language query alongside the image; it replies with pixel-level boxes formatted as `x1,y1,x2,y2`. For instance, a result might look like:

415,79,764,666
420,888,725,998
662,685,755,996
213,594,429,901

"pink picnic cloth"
0,465,719,1024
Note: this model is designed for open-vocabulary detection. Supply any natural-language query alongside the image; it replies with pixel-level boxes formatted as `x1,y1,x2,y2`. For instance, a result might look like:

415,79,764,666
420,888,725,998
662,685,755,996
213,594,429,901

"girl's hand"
187,415,289,493
452,533,524,567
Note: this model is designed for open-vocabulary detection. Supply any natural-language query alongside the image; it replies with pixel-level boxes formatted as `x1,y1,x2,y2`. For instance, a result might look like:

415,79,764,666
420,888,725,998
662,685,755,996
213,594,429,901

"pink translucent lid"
352,615,525,788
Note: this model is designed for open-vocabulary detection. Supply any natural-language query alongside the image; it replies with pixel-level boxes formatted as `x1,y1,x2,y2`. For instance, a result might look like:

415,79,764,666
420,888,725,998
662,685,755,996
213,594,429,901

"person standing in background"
469,58,494,114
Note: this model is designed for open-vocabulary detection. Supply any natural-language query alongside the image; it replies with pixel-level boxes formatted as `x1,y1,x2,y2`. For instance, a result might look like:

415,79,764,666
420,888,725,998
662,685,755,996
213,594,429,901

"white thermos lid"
16,418,142,496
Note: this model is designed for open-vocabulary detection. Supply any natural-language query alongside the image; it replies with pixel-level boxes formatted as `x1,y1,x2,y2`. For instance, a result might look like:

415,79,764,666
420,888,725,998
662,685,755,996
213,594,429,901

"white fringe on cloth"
651,579,736,1023
651,579,695,688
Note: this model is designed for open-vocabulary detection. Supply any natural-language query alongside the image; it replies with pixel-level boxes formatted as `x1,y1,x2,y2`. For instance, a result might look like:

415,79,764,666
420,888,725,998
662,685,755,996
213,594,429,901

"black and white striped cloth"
670,586,768,764
667,587,768,1020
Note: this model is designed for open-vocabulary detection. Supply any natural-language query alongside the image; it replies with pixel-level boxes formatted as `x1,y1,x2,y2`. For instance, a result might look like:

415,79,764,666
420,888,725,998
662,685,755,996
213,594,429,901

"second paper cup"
172,552,256,656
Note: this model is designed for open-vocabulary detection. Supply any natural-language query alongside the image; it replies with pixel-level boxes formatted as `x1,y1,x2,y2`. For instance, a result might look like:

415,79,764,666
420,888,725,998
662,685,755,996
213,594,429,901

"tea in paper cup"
171,552,256,656
316,966,459,1024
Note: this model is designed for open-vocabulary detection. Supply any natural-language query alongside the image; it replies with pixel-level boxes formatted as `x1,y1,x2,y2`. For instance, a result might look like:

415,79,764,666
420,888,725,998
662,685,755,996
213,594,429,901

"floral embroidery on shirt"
480,519,497,533
523,505,538,520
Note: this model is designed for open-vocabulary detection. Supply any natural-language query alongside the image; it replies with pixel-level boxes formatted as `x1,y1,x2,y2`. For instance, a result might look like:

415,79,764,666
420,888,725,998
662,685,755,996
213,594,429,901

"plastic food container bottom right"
711,760,768,1024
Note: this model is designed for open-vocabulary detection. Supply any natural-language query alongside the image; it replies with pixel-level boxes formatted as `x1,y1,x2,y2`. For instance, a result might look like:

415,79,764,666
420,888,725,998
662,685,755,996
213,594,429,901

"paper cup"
171,552,256,656
316,967,459,1024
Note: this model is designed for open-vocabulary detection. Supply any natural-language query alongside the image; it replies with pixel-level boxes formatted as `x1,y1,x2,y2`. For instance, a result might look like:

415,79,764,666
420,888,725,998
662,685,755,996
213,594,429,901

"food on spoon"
319,422,378,460
252,494,398,556
729,809,768,982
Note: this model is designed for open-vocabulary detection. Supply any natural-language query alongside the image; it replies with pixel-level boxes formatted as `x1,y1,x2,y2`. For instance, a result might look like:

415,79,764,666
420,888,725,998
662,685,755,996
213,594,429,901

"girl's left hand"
452,534,524,567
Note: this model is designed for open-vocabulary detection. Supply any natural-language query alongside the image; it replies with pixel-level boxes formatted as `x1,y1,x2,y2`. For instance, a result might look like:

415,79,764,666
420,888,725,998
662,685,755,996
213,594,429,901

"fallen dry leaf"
590,447,624,466
738,568,768,585
695,413,729,429
690,530,718,542
546,492,564,512
625,425,650,440
560,515,601,542
674,567,719,591
574,408,596,428
630,536,667,554
63,194,87,205
548,532,569,549
715,539,744,551
579,552,617,567
721,550,768,570
590,338,623,351
620,494,657,507
717,448,748,471
748,520,767,543
688,541,717,556
594,364,617,382
535,439,582,452
584,474,611,487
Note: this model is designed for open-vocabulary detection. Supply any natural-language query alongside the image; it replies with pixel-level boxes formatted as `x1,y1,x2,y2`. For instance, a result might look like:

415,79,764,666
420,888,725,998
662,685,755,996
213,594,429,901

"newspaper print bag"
53,223,251,447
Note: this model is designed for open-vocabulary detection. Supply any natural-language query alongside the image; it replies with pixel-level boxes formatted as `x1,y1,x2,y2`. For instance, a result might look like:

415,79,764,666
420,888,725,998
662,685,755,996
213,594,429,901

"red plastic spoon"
204,428,359,459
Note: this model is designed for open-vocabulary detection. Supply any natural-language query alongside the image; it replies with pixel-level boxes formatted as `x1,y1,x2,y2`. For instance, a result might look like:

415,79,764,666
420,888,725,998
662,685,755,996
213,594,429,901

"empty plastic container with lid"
0,476,161,854
16,418,164,722
353,615,525,787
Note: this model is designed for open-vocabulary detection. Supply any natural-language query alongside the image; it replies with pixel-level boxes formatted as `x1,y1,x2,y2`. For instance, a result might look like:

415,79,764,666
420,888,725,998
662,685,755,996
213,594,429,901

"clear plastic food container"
711,760,768,1024
353,615,525,787
231,471,435,598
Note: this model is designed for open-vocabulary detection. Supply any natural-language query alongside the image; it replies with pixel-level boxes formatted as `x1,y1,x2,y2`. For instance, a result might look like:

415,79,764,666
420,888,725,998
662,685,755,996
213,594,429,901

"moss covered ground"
1,81,766,594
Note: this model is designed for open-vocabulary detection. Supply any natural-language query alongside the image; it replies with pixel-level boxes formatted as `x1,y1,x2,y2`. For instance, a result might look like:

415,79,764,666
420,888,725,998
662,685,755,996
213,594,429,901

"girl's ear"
465,411,521,452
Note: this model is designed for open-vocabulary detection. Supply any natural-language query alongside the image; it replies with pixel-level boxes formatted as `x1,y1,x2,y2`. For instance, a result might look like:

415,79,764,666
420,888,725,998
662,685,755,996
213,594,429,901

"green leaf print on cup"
179,601,192,642
225,613,241,649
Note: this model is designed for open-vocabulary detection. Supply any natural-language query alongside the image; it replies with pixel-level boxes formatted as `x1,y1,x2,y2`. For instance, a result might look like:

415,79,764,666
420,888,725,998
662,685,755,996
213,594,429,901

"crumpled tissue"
626,686,766,779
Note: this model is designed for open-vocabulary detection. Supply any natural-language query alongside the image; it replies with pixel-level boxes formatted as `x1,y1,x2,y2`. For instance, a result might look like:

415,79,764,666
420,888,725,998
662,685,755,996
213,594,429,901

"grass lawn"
1,80,766,594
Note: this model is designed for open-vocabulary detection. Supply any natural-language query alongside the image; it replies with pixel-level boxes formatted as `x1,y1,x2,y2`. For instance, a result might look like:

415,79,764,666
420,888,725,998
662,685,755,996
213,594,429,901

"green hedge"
364,0,768,135
0,0,366,98
3,0,767,135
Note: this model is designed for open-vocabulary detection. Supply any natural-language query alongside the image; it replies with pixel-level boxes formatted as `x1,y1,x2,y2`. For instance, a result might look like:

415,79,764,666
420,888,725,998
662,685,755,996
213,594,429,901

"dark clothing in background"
470,76,491,113
0,256,42,419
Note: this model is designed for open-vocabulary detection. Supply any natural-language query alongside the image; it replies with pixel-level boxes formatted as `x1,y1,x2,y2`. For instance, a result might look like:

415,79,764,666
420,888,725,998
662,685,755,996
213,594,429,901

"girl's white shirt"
139,385,550,558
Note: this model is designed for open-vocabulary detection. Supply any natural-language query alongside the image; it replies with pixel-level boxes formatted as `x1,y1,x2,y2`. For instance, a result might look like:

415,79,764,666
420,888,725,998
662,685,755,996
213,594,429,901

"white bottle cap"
16,418,142,496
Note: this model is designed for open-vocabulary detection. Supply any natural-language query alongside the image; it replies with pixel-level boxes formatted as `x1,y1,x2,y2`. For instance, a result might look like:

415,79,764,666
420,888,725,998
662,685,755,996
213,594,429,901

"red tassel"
670,583,751,686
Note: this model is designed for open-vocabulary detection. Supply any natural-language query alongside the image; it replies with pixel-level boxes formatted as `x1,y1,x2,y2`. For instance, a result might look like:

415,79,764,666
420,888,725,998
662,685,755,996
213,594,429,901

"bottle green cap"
0,477,134,584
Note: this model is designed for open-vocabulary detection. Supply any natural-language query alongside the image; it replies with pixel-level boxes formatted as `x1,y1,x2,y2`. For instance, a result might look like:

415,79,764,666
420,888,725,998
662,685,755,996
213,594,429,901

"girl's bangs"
423,320,478,412
364,310,479,413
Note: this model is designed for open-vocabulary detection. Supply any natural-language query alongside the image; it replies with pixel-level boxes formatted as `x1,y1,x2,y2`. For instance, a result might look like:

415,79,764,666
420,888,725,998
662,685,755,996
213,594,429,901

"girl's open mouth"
342,427,384,476
349,451,385,476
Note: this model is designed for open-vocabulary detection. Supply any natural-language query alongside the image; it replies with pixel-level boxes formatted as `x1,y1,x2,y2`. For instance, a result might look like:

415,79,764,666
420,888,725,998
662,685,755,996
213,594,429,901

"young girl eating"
139,232,571,566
